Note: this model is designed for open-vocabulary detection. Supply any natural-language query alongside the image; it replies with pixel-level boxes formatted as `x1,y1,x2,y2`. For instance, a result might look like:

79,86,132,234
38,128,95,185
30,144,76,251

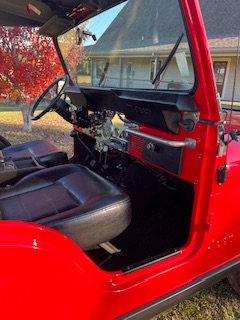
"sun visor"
39,15,75,37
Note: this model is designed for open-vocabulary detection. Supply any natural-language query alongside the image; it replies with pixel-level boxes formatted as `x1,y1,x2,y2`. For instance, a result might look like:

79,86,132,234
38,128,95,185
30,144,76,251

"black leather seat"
0,164,131,250
1,139,68,167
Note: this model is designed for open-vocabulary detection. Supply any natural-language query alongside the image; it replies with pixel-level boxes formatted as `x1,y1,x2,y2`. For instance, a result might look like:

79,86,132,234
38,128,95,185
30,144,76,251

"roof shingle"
89,0,240,54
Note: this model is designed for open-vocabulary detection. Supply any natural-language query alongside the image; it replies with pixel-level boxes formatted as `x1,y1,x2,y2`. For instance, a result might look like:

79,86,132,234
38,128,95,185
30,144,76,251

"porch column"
119,57,123,87
90,57,94,86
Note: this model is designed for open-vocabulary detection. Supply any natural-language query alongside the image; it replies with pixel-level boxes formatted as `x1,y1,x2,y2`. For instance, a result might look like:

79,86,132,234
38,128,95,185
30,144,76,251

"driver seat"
0,138,68,167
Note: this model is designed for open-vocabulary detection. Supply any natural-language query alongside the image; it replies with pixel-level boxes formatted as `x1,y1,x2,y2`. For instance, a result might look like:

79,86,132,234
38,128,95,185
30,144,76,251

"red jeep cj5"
0,0,240,319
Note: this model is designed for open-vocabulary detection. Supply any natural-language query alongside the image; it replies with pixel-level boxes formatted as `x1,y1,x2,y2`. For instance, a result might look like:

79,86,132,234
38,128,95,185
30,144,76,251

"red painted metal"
1,1,240,319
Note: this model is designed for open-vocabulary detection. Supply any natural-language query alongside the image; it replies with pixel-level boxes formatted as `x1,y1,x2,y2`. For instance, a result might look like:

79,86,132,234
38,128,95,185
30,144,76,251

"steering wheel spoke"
31,74,70,120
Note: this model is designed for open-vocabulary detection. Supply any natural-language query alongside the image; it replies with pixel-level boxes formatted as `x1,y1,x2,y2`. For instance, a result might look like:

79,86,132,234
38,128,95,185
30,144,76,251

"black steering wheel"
31,74,70,120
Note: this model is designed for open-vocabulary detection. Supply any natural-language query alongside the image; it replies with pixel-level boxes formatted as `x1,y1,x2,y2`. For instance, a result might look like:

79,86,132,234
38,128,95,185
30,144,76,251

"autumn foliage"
58,28,88,83
0,26,63,105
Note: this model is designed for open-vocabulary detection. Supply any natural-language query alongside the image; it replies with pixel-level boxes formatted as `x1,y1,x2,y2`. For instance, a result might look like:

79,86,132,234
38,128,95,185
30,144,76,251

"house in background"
200,0,240,101
83,0,240,101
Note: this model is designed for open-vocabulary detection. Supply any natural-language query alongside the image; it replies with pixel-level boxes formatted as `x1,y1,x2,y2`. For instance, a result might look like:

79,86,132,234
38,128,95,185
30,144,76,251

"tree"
0,26,63,131
58,27,88,83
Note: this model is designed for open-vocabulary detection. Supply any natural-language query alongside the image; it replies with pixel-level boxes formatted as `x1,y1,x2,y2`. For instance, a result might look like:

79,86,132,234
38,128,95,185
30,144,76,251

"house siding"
90,53,240,101
223,57,240,101
91,56,194,90
211,56,240,102
85,0,240,102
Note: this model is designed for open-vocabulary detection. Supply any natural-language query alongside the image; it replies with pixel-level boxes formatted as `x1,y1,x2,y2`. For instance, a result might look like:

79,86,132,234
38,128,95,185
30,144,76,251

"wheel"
30,74,69,120
227,271,240,295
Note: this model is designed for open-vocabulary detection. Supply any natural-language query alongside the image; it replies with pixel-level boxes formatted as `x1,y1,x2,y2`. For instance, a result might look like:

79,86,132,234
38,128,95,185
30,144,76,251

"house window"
213,61,227,97
150,59,162,82
126,62,133,76
96,60,105,78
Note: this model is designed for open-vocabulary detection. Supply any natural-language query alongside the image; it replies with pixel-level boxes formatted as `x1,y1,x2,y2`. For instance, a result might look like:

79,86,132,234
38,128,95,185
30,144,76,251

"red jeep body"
0,0,240,319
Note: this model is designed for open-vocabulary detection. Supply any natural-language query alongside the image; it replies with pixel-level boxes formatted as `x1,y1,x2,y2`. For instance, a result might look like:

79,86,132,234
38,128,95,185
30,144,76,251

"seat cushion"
2,139,68,167
0,164,131,250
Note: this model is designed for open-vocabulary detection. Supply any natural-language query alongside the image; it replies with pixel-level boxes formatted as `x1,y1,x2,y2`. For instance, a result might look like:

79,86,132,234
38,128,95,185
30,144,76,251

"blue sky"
84,2,126,46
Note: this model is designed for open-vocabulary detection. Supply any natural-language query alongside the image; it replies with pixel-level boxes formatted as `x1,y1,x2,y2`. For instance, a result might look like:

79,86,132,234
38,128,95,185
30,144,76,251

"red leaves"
0,26,63,104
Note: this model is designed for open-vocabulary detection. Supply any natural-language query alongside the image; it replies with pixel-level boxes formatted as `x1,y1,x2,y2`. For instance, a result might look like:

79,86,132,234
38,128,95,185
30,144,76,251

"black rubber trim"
116,258,240,320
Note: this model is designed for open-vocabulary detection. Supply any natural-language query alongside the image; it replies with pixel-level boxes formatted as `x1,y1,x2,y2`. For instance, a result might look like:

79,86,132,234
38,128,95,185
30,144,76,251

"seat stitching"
41,188,59,214
18,194,33,221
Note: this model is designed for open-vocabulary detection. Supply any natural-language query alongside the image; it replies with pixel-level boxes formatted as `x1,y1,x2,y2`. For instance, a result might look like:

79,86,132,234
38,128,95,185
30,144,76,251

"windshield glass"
58,0,195,91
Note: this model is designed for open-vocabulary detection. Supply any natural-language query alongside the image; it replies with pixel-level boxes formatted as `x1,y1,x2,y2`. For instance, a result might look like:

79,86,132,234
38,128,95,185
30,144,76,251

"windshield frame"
56,0,197,94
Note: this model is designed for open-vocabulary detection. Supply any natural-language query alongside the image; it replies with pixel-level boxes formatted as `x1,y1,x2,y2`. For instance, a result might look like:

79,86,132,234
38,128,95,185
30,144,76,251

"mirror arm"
76,28,97,45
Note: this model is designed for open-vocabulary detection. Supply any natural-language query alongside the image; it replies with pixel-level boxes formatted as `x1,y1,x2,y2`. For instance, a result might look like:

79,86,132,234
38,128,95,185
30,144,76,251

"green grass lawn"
0,104,240,319
156,280,240,319
0,103,73,156
77,75,91,84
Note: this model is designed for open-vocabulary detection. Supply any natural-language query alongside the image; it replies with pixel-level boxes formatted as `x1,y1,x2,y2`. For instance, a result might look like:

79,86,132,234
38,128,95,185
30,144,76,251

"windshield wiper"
98,59,110,86
152,33,184,87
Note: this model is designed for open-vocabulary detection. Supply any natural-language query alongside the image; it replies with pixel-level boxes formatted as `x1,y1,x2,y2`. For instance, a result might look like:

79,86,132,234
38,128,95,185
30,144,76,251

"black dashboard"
65,86,197,134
